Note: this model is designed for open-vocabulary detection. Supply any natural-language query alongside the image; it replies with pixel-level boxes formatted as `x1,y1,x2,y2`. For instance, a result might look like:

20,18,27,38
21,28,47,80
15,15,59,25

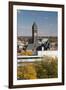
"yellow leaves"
17,56,58,80
21,50,32,56
17,63,37,79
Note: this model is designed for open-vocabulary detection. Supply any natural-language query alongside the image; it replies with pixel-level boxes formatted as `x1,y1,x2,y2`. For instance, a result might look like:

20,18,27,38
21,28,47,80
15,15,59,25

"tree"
35,56,58,78
17,63,37,79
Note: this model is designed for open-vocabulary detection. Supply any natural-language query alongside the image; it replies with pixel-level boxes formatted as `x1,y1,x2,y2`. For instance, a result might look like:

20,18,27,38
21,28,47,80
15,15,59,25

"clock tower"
32,22,38,44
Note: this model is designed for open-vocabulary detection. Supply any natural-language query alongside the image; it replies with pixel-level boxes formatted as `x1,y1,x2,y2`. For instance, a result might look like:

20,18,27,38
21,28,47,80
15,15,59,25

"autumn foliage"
21,50,32,56
17,63,37,79
35,56,58,78
17,56,58,80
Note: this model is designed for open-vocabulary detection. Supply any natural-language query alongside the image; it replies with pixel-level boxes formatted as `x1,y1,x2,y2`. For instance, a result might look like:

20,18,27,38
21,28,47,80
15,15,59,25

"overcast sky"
17,10,58,37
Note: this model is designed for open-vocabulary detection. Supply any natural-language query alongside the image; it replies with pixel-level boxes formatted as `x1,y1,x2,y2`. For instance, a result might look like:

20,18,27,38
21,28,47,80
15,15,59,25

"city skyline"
17,10,58,37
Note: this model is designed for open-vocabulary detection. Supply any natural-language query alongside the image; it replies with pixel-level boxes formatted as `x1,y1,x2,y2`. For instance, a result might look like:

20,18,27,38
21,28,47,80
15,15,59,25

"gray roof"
27,43,40,50
27,44,34,50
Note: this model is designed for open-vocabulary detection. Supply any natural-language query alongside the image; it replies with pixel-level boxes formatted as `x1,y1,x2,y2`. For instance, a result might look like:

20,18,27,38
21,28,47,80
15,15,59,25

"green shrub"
34,56,58,78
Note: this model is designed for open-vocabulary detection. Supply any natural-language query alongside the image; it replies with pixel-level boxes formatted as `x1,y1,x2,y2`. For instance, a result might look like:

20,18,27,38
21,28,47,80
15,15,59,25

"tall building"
32,22,38,44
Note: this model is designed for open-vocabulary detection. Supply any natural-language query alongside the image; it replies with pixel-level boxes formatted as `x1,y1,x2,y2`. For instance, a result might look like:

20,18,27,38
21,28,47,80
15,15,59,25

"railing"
17,55,42,62
17,51,58,66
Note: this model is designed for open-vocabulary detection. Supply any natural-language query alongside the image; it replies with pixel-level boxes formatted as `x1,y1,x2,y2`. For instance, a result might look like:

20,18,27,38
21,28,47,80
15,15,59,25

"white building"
17,39,24,50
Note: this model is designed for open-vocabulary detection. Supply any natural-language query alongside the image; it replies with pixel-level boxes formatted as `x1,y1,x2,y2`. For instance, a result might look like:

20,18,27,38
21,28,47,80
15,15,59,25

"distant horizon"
17,10,58,37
